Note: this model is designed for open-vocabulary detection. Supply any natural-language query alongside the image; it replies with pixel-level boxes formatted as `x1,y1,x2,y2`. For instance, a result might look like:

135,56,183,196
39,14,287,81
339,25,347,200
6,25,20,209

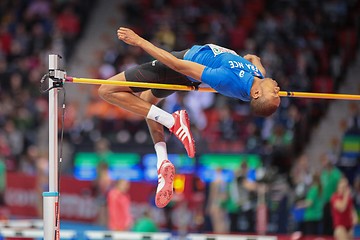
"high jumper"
98,27,279,208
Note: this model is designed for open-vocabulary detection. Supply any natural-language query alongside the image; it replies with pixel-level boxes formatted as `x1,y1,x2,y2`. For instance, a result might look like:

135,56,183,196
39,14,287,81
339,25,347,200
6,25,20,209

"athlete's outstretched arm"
117,27,205,81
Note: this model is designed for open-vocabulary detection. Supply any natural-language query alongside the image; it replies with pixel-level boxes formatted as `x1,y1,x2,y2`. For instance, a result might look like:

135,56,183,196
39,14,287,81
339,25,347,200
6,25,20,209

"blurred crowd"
0,0,360,238
0,0,95,173
181,152,359,237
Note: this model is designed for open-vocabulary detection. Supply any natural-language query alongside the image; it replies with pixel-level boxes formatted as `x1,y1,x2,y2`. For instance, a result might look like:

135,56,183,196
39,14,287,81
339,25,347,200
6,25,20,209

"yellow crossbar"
65,76,360,101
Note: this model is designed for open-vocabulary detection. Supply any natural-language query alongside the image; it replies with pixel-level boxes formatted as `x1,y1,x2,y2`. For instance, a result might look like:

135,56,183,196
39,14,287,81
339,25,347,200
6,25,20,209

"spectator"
269,123,293,148
19,145,41,175
320,153,343,235
330,177,358,240
107,179,133,231
267,172,290,234
347,103,360,133
296,172,324,235
207,168,228,233
94,161,112,227
354,176,360,224
26,0,51,19
244,122,262,153
291,154,313,201
3,119,23,158
223,175,241,233
94,140,113,190
290,154,312,233
29,23,50,57
95,138,112,164
218,105,238,142
0,156,8,220
56,5,80,59
0,133,11,164
0,157,5,206
0,24,12,55
132,208,158,232
225,162,257,233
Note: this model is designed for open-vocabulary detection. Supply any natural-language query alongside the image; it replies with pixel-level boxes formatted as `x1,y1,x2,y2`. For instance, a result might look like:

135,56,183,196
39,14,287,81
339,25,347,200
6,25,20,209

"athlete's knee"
98,85,127,103
98,84,111,101
98,72,128,101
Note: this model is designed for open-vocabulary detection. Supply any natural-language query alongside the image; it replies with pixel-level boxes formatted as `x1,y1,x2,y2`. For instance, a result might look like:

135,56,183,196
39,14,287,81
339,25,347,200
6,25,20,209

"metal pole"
43,54,61,240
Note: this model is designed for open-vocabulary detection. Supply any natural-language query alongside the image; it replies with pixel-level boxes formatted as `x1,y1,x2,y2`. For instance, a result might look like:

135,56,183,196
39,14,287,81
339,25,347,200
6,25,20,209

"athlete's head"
250,78,280,117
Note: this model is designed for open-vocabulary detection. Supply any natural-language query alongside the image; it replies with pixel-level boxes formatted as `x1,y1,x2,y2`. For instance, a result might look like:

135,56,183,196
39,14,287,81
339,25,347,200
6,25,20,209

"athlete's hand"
243,54,266,77
117,27,142,46
243,54,261,62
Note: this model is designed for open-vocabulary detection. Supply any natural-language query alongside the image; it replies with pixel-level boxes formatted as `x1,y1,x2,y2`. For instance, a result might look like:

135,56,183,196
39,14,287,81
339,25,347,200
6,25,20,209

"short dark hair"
250,96,278,117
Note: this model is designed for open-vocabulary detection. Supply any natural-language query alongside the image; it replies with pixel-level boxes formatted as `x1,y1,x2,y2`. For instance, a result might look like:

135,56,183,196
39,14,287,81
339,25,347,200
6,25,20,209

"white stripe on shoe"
170,110,196,158
157,175,165,192
176,112,191,142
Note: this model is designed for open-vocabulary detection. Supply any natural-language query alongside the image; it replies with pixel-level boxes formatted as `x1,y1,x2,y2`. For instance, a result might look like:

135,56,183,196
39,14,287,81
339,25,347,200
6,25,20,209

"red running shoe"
169,110,196,158
155,160,175,208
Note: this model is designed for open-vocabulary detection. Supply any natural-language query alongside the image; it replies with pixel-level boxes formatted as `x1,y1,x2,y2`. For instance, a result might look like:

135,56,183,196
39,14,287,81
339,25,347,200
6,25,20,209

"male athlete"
98,27,280,208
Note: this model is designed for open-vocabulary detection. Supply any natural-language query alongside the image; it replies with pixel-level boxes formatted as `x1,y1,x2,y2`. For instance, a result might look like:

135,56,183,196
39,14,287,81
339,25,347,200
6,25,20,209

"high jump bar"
65,76,360,101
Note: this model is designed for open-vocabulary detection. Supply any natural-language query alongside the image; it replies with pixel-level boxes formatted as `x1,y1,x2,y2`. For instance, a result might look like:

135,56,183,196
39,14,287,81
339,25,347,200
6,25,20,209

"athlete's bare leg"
98,72,152,116
139,90,165,144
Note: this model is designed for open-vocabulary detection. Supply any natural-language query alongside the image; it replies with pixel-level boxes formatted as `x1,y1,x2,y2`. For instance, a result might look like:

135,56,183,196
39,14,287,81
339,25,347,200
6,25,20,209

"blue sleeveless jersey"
184,44,264,101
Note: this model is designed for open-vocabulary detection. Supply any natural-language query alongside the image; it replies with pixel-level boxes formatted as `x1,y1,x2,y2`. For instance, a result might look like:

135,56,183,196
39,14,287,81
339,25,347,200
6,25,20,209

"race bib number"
207,44,238,56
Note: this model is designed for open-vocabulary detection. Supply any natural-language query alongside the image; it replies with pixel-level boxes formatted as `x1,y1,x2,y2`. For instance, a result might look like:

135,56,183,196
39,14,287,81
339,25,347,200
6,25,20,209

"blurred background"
0,0,359,239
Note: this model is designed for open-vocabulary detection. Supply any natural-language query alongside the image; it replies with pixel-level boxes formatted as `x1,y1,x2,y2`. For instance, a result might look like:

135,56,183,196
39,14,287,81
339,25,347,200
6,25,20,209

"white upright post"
43,54,61,240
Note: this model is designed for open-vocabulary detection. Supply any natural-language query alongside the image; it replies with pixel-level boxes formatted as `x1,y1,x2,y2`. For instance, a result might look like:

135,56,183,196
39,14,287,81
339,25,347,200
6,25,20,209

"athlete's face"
260,78,281,106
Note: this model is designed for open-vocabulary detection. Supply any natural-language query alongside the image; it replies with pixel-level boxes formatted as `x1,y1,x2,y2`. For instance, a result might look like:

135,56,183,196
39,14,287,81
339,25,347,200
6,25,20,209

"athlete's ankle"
154,142,168,170
147,105,174,128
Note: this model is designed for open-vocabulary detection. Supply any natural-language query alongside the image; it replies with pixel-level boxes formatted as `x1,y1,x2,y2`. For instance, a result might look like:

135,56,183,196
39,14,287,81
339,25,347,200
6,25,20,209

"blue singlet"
184,44,264,101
